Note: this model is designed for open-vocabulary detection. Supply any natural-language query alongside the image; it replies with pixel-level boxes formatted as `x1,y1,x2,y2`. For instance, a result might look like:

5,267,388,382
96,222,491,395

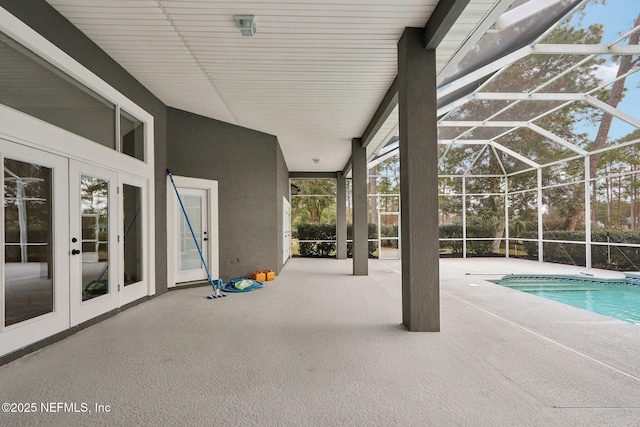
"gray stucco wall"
0,0,169,294
167,108,287,279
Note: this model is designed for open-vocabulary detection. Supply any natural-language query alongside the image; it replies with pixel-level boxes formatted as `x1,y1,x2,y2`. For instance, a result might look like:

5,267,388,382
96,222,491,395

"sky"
566,0,640,141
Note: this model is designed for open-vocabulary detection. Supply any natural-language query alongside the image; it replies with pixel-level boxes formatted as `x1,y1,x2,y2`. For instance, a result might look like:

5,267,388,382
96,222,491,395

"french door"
1,140,69,355
69,160,119,325
1,142,149,356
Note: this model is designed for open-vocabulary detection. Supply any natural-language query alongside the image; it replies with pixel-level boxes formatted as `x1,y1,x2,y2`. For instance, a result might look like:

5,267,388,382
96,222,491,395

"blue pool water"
497,276,640,324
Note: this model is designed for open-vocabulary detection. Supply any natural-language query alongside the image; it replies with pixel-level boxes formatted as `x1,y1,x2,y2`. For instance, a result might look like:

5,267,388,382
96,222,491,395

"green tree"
291,179,336,225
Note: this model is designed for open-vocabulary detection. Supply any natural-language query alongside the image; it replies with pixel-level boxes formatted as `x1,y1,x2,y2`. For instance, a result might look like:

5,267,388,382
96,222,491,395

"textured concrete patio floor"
1,257,639,426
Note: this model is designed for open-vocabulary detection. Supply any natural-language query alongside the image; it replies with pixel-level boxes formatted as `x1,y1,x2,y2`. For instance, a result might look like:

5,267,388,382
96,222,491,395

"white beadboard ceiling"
45,0,504,172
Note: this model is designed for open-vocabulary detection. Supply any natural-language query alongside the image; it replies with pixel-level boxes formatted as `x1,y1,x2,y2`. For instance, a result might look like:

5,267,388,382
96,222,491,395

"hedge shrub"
347,223,378,258
296,223,378,258
297,223,336,257
439,224,497,256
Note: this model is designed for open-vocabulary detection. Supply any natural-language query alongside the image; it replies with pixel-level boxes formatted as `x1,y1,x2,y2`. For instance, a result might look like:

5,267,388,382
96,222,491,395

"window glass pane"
179,195,204,271
81,176,109,301
123,184,142,285
120,110,144,161
4,158,53,326
0,33,115,149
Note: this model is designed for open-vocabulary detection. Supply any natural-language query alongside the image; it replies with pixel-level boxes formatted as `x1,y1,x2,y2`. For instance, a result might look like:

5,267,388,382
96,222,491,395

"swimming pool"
496,274,640,324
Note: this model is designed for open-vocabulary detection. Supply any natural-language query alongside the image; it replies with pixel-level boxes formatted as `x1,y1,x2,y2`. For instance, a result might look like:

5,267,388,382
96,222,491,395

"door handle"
71,249,81,255
203,238,208,241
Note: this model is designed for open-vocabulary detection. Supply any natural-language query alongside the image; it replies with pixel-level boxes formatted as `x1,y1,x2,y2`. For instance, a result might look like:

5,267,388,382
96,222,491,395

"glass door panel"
180,194,204,271
0,140,69,357
80,176,110,301
119,173,148,305
175,188,209,283
4,158,54,325
123,184,142,286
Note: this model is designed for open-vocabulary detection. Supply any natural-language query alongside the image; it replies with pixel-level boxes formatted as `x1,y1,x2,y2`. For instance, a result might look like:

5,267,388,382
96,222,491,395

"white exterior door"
167,176,218,287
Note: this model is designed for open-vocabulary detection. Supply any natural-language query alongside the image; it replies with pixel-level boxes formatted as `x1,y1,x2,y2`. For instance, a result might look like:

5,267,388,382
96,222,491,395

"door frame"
166,175,219,287
283,196,291,264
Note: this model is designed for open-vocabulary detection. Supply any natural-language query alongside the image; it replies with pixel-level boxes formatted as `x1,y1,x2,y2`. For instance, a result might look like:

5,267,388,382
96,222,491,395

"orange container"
263,270,275,281
252,271,266,282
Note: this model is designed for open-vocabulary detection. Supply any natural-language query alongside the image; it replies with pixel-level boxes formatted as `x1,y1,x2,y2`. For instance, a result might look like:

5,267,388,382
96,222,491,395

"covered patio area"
1,257,638,426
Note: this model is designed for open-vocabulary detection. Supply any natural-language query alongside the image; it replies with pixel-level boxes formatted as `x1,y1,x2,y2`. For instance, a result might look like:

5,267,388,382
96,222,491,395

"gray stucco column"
398,27,440,331
336,171,347,260
352,138,368,275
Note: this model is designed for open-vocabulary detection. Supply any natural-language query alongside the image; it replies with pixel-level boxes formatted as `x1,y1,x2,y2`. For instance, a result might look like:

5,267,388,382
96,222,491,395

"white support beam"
437,46,532,99
462,176,467,258
610,25,640,46
533,44,640,55
492,0,565,31
438,140,492,145
474,92,584,101
438,143,452,168
375,124,399,154
537,168,543,262
527,123,588,155
585,95,640,130
368,146,399,169
504,174,509,258
584,155,592,268
440,120,530,127
489,141,540,168
375,139,399,157
590,137,640,155
438,94,474,117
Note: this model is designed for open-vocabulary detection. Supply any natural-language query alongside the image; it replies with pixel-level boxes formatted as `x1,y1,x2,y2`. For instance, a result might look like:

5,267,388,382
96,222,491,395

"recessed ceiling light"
235,15,256,37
